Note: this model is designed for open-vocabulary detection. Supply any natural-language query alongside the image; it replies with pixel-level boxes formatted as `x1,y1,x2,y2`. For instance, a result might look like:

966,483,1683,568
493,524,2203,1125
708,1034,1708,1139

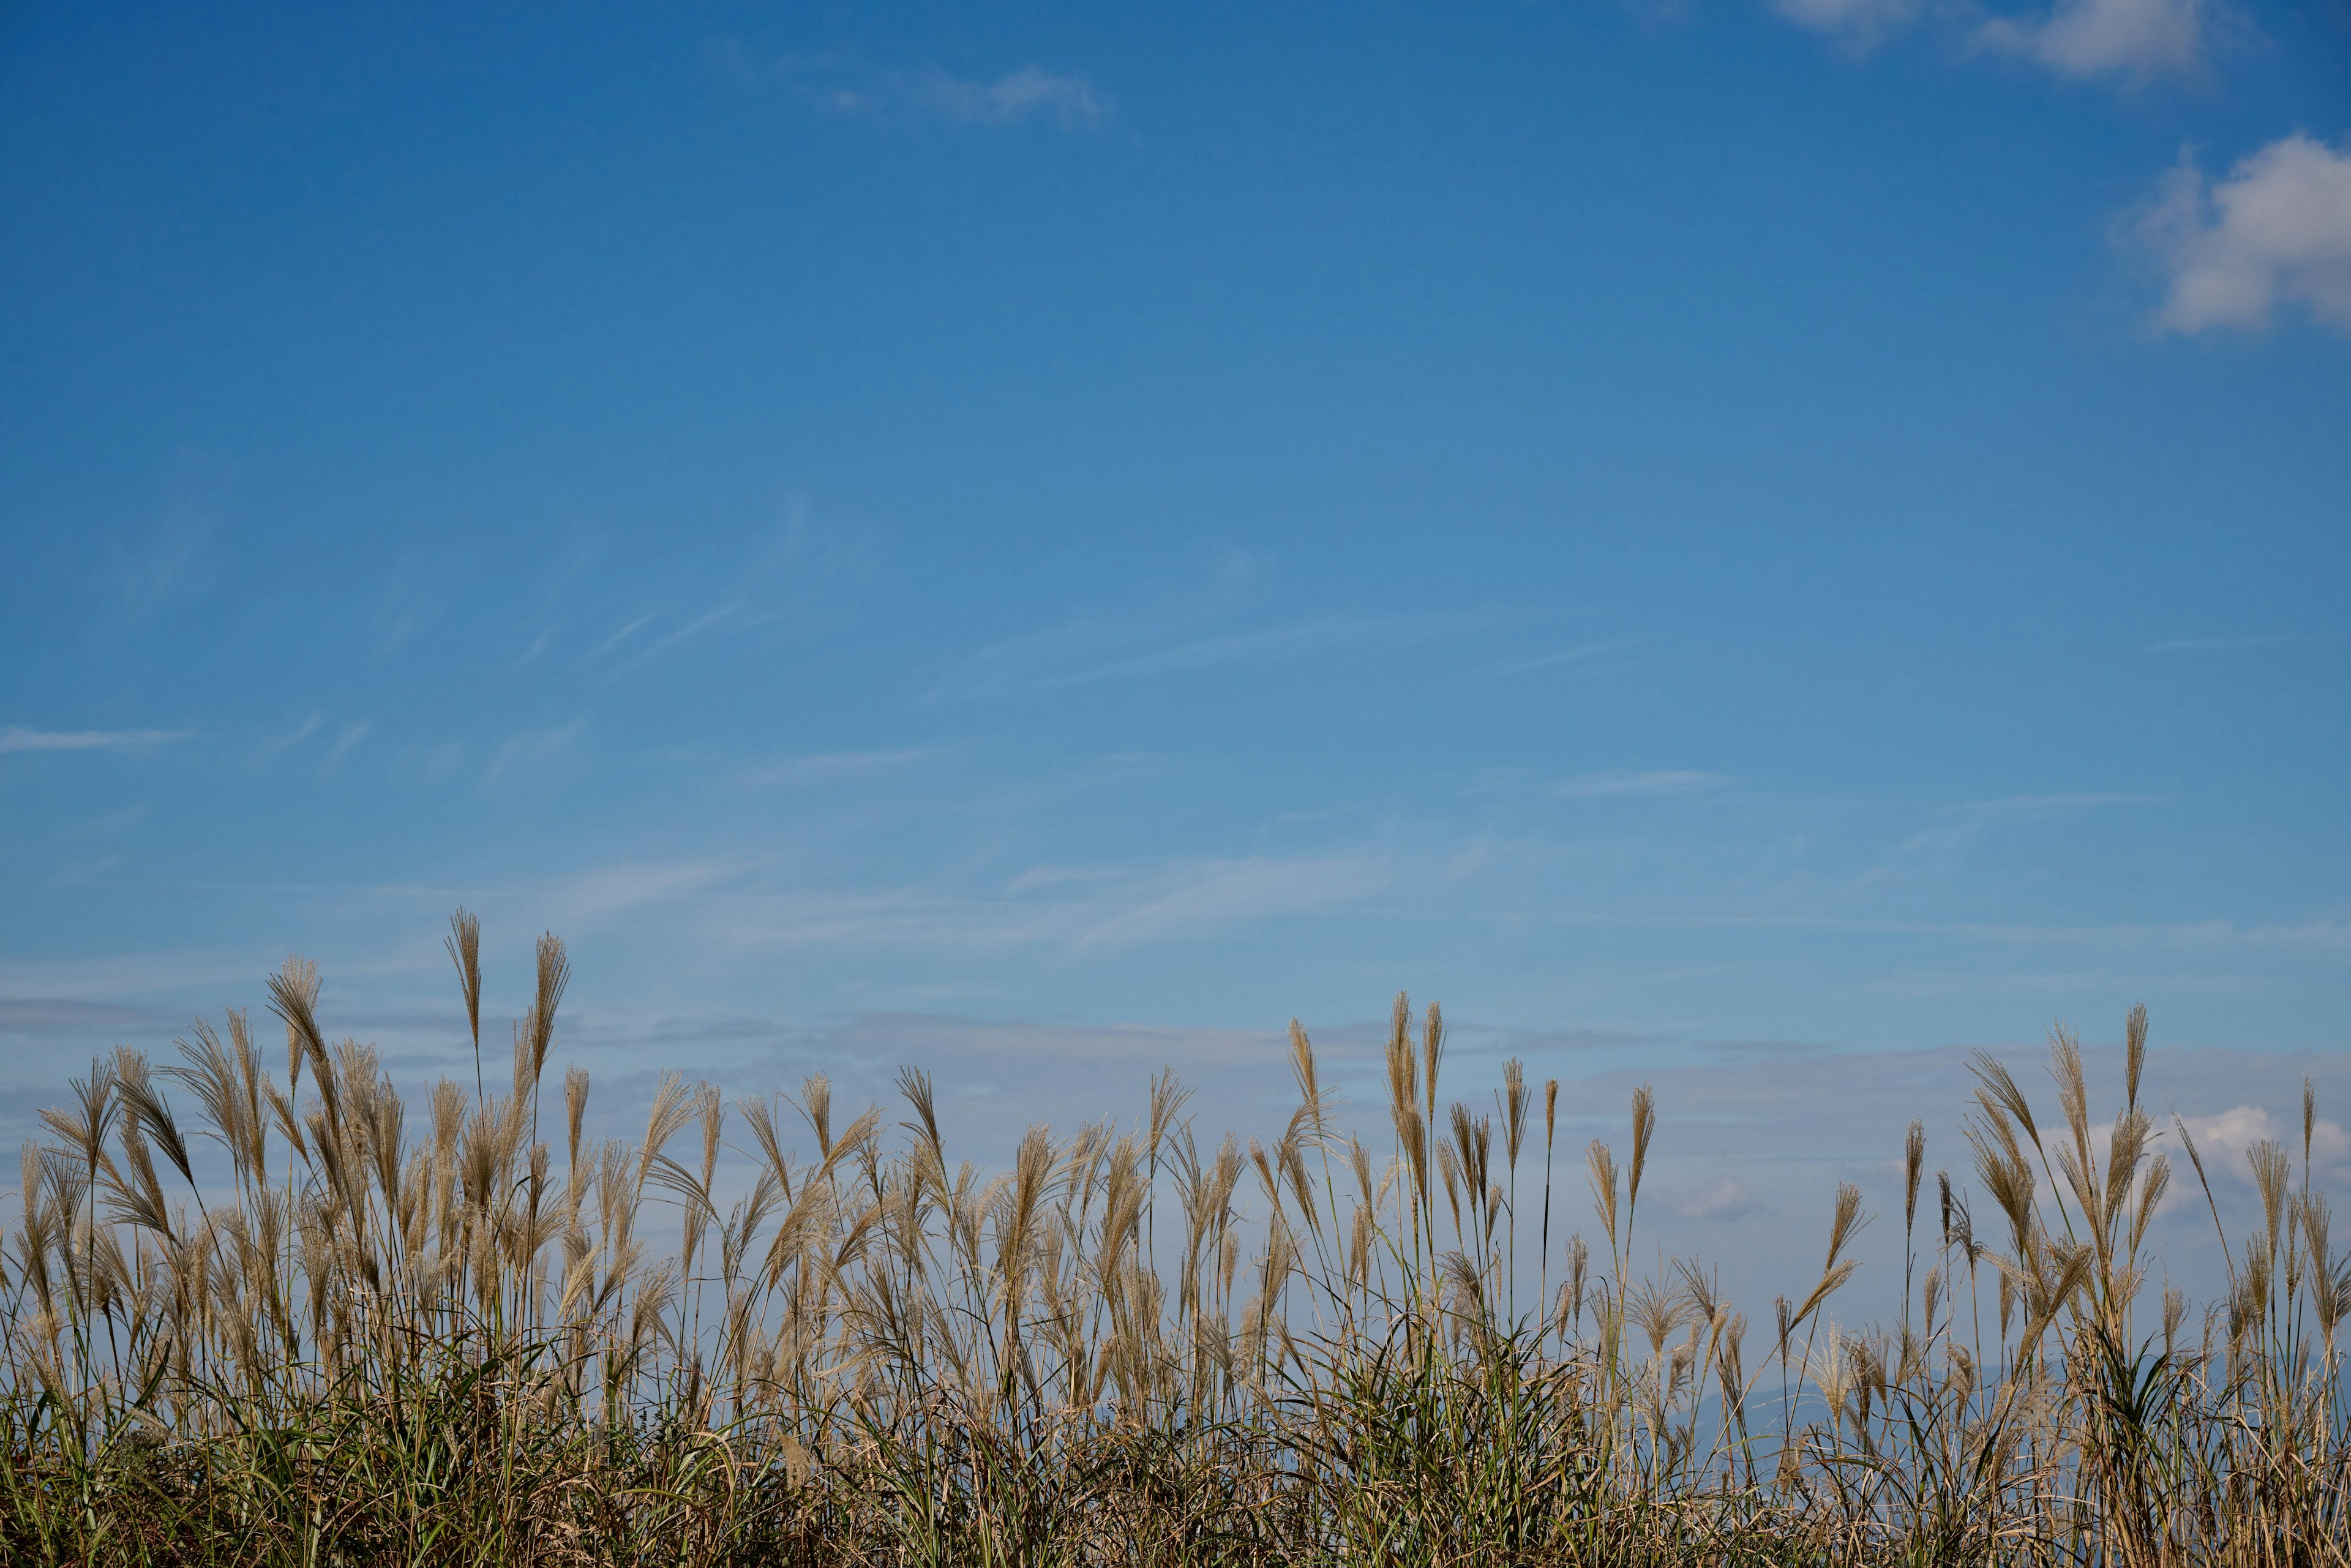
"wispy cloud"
0,726,187,755
1960,791,2156,816
1770,0,2215,85
595,612,660,658
1668,1176,1768,1221
731,47,1108,129
553,861,741,923
2132,136,2351,336
482,720,585,786
1482,640,1629,677
1070,853,1392,951
511,536,606,669
1551,770,1734,800
705,850,1396,959
111,508,219,623
1861,791,2156,884
600,599,745,680
373,552,440,655
590,516,880,683
912,65,1104,127
0,998,163,1035
738,749,934,787
931,612,1480,700
0,949,261,1003
2144,634,2296,653
1977,0,2210,81
1772,0,1920,50
63,803,151,839
322,721,373,773
254,714,323,768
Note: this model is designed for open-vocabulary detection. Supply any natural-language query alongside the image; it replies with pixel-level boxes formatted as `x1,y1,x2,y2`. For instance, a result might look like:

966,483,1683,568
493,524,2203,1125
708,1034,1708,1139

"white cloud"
914,66,1104,127
1773,0,1921,47
2177,1103,2351,1187
755,50,1107,129
482,719,585,786
2135,135,2351,335
1553,770,1733,800
0,726,187,754
1668,1176,1768,1220
1977,0,2207,80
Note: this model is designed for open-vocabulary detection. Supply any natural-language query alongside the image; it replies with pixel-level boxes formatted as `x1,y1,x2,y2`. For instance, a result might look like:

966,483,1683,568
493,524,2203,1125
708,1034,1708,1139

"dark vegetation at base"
2,915,2345,1564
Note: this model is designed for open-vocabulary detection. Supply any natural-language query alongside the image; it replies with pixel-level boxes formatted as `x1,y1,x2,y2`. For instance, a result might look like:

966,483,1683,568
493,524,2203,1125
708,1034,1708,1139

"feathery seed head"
1627,1085,1656,1213
1903,1121,1925,1236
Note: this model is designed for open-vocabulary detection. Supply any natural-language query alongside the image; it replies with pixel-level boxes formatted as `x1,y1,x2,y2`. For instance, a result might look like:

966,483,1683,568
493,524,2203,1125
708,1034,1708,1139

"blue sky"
3,1,2348,1288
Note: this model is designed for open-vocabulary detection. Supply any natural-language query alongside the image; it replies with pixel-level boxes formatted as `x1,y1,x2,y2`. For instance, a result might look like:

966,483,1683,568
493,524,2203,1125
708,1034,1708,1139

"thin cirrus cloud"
1482,640,1630,677
321,721,373,773
928,612,1482,701
2143,634,2298,653
696,851,1394,959
481,719,586,787
736,749,935,788
0,726,188,755
910,64,1104,127
110,511,218,623
2133,135,2351,336
1551,770,1734,800
739,47,1106,129
1068,852,1392,952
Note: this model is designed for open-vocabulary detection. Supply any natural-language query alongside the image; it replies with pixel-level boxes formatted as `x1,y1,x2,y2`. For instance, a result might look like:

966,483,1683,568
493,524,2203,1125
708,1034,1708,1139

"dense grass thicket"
4,913,2347,1564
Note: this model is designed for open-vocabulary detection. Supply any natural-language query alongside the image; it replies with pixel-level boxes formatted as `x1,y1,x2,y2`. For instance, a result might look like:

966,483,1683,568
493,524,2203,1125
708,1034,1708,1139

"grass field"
3,913,2345,1564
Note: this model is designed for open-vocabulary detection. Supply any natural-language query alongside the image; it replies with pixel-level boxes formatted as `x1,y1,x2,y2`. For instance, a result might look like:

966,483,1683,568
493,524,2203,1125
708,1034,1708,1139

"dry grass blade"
4,966,2340,1568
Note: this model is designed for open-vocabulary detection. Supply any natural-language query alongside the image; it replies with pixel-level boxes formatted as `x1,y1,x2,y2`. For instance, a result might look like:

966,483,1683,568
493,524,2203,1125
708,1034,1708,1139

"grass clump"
2,917,2346,1564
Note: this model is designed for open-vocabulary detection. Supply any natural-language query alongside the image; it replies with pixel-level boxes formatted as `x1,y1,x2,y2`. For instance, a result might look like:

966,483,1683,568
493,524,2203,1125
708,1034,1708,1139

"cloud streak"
705,850,1395,958
111,509,218,623
2143,635,2297,653
930,612,1481,700
1552,770,1734,800
0,726,187,754
737,749,936,787
482,719,585,786
912,65,1104,127
745,50,1108,129
1482,641,1629,677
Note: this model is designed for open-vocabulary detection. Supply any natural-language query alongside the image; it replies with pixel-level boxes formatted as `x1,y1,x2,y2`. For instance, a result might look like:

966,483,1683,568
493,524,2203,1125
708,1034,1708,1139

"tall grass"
2,917,2345,1564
